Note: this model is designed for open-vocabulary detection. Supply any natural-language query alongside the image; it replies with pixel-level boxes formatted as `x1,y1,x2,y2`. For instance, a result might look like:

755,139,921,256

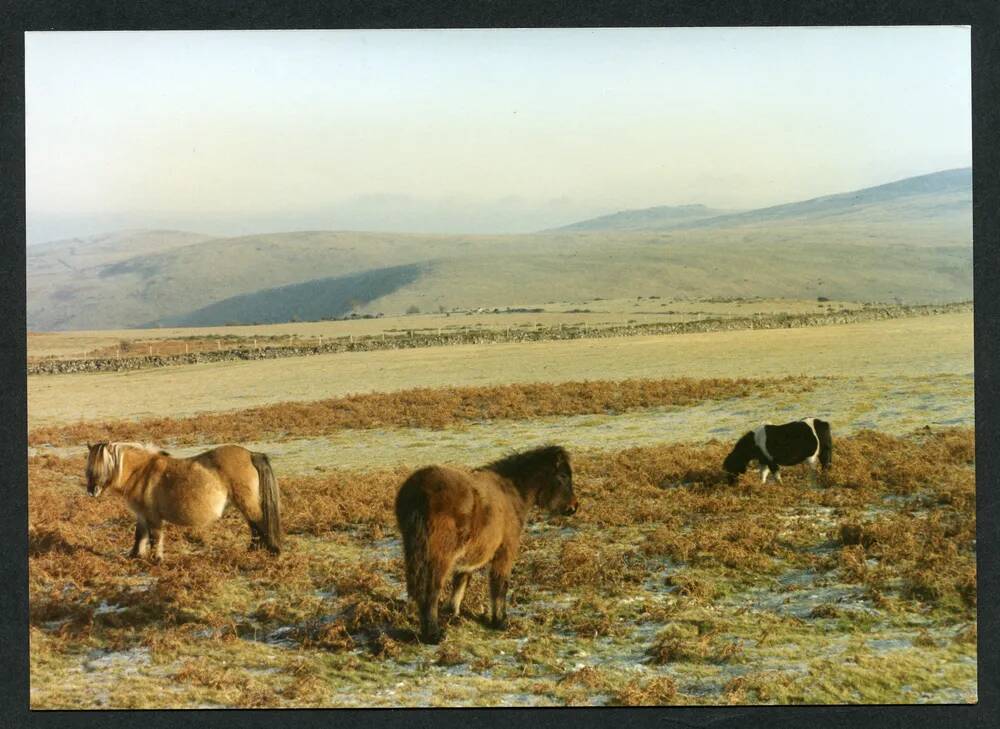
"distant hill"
550,204,738,232
555,167,971,234
26,168,973,331
27,229,211,278
671,167,972,231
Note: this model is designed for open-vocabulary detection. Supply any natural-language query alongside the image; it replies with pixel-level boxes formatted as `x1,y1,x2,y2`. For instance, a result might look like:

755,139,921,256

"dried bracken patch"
647,623,744,665
611,676,679,706
723,671,800,704
29,376,815,447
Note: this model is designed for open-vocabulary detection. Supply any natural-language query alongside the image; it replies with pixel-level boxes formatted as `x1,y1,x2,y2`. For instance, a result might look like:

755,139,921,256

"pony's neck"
111,446,154,494
507,477,541,520
483,458,545,520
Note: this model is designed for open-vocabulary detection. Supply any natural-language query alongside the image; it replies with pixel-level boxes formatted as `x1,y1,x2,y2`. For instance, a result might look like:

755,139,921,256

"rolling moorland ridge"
27,167,971,331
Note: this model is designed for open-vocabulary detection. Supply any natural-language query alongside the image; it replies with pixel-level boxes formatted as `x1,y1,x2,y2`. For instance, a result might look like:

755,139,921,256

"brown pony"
395,444,578,644
85,442,281,561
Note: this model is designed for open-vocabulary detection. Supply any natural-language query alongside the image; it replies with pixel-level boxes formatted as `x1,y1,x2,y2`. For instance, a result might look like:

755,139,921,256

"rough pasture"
29,428,976,708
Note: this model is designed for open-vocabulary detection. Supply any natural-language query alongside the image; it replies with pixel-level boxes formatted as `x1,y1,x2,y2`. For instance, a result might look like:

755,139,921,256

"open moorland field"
27,297,867,360
28,310,976,707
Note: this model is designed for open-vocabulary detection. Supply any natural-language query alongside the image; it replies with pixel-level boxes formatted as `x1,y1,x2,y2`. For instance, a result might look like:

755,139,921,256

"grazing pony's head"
487,445,578,516
85,442,161,497
535,446,578,516
85,442,115,497
722,432,757,483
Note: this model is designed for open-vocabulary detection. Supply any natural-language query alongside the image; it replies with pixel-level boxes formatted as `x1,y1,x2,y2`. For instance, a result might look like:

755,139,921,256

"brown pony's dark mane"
480,444,568,482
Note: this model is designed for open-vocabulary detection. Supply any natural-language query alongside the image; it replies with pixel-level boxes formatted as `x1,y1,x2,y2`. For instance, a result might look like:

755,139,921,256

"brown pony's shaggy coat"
85,442,281,561
395,445,578,644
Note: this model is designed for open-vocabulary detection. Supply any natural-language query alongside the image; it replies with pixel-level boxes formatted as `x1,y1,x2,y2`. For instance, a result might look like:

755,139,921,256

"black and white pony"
723,418,832,485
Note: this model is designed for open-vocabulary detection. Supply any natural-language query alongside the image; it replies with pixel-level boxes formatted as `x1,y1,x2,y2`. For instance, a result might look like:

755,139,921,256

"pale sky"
25,27,971,243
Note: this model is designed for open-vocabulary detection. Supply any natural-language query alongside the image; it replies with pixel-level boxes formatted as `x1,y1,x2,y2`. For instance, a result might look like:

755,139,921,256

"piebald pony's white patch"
802,417,821,466
752,424,772,461
753,424,774,483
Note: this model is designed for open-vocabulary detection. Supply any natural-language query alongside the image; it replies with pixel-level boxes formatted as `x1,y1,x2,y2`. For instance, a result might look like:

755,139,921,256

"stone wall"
27,302,972,376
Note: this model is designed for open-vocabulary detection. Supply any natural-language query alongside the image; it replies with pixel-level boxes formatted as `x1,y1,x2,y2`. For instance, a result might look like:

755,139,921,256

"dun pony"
723,418,833,485
85,442,282,561
395,445,578,644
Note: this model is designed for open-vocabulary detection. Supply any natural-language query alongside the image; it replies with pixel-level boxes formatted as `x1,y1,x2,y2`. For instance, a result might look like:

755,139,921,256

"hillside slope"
26,169,973,331
550,204,738,232
157,264,426,327
555,167,971,236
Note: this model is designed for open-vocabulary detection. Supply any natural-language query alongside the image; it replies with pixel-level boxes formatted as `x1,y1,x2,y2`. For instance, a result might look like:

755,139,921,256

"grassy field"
27,311,971,428
27,308,976,707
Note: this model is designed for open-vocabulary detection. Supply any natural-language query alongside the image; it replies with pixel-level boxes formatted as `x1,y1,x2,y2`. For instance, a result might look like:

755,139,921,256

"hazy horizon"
26,27,971,245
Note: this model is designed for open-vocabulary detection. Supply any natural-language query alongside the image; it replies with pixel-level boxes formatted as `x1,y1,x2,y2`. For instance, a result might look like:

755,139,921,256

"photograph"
24,26,975,708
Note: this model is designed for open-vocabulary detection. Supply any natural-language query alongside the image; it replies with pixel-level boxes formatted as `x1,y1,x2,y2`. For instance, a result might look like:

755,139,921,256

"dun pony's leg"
248,523,264,550
232,481,267,551
489,550,513,630
449,572,472,619
147,521,165,563
130,519,150,558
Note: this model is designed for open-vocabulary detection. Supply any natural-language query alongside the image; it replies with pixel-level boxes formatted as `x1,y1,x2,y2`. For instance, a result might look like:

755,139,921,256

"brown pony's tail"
395,476,431,607
251,452,282,553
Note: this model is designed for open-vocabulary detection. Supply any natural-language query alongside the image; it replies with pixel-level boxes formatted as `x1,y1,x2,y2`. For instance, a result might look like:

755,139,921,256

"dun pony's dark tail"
251,452,282,553
395,477,432,607
815,419,833,469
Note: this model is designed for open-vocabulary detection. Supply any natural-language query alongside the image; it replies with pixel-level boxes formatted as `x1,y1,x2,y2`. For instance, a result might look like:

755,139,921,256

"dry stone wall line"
27,303,972,376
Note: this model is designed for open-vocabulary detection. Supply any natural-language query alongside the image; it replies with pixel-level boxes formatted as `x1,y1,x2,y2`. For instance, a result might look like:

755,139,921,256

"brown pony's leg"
129,519,150,558
489,551,513,630
419,559,450,644
449,572,471,619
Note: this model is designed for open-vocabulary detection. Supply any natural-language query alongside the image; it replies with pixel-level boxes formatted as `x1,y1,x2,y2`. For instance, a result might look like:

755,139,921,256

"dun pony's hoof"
490,617,509,631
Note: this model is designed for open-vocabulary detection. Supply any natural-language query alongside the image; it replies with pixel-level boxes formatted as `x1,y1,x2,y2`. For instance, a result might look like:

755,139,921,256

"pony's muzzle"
563,497,578,516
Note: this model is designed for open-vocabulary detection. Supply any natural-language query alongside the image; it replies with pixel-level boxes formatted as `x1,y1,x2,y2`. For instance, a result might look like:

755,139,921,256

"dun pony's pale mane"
109,441,161,454
98,441,163,475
